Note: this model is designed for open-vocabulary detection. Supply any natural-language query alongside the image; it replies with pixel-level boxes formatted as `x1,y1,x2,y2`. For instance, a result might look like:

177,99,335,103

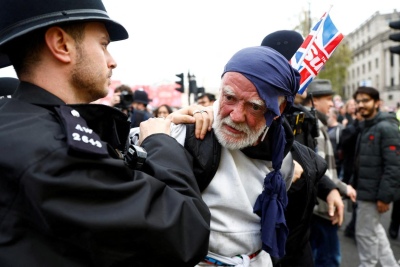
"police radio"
309,93,320,139
124,144,147,170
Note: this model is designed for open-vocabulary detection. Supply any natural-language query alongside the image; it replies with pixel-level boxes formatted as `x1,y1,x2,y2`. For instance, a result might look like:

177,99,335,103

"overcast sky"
0,0,398,91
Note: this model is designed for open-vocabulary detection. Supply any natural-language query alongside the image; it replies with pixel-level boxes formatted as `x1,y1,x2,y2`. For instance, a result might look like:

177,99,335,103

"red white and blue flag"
291,10,344,94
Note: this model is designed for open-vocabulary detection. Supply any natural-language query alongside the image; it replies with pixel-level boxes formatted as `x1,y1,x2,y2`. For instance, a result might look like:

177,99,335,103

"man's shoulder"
184,124,221,192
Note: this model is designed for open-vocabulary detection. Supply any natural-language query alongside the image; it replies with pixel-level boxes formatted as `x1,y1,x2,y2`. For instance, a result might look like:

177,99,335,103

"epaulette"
55,105,109,158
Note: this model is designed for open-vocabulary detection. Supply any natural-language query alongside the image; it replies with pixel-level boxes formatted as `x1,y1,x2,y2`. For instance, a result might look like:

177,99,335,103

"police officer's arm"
23,132,210,266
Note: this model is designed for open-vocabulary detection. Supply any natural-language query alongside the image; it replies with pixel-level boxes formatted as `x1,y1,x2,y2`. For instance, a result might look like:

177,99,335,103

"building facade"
344,10,400,109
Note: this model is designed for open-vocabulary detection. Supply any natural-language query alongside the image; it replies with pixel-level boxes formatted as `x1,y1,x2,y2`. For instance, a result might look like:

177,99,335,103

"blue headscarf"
222,46,300,259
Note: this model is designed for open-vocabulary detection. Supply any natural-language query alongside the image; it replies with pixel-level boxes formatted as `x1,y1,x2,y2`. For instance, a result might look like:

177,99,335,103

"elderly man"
130,46,329,267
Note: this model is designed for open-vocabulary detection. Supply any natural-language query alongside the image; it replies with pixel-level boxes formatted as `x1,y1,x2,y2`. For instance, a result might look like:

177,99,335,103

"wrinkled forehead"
220,72,262,101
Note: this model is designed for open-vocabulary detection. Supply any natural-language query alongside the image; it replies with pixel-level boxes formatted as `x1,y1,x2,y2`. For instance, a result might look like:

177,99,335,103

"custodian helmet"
0,0,128,68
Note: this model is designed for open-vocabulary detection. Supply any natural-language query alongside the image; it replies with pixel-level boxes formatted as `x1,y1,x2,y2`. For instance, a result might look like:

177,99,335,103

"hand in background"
326,189,344,226
346,185,357,202
377,200,390,213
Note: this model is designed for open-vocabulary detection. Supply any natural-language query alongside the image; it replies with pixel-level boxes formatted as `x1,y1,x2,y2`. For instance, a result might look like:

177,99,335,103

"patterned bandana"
222,46,300,259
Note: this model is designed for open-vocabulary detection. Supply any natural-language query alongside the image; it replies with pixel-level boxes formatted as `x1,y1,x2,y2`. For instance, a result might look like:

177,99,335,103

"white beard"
213,113,267,150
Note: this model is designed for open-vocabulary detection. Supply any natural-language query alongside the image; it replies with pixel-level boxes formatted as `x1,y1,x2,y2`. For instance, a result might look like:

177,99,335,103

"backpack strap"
184,124,221,192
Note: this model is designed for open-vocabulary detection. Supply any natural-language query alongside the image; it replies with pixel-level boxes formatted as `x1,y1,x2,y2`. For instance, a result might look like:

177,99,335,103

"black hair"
198,93,216,102
153,104,173,117
353,86,380,101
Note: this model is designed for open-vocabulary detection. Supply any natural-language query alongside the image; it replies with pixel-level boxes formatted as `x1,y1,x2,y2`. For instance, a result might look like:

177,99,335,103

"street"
339,200,400,267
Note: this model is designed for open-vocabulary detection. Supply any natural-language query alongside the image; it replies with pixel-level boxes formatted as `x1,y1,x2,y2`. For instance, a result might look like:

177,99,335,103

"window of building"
368,61,371,72
375,58,379,68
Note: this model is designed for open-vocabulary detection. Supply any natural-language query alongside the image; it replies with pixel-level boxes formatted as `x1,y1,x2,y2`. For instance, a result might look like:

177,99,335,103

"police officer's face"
213,72,267,150
71,22,117,103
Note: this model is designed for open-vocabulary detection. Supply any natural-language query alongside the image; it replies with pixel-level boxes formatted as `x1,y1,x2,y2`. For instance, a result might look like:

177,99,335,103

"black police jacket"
0,82,210,267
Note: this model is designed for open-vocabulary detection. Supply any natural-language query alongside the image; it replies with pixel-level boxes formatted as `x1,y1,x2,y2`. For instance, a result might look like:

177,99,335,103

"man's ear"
273,100,288,121
44,26,73,63
279,100,287,114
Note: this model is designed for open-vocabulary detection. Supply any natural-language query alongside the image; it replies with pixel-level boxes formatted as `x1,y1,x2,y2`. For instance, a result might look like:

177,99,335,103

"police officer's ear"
44,26,74,64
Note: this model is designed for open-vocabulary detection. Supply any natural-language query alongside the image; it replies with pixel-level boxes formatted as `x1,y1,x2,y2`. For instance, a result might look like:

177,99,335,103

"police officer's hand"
326,189,344,226
139,117,171,145
167,104,213,140
377,200,390,213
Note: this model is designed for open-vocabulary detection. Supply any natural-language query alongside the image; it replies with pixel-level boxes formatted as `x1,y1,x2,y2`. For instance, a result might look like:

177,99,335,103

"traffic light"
389,20,400,55
175,73,184,93
188,74,198,95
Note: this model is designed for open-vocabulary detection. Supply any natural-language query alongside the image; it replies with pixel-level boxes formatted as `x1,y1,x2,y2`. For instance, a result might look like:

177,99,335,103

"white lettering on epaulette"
75,124,93,134
72,133,103,148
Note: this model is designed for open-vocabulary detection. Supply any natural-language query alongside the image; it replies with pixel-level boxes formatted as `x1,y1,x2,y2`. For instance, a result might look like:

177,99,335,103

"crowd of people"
0,1,399,267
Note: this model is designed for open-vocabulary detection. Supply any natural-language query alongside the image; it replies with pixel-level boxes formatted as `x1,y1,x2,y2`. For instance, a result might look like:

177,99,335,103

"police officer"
0,1,210,266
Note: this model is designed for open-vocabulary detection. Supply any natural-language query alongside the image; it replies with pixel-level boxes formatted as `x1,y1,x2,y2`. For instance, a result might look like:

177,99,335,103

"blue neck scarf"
222,46,300,259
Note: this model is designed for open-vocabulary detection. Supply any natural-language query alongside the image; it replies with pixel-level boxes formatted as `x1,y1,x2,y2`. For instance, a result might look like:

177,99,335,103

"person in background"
111,84,134,115
0,0,212,266
303,79,356,267
261,30,345,267
339,99,357,127
327,107,345,179
340,109,364,239
389,199,400,239
352,86,400,267
130,89,152,128
197,92,216,106
388,103,400,240
153,104,173,118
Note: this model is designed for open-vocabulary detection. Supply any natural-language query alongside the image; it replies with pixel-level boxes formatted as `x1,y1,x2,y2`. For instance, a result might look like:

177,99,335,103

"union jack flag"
291,10,344,94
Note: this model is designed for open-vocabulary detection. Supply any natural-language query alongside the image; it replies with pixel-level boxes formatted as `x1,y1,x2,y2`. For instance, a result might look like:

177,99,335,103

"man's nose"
230,103,246,122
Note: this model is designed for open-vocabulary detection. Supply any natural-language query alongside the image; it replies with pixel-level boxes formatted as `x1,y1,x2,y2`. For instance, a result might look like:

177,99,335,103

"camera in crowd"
114,84,134,111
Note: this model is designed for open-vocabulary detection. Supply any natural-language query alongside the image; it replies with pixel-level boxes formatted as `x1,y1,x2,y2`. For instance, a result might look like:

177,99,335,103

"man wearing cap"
130,46,328,266
0,0,212,266
302,79,356,267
